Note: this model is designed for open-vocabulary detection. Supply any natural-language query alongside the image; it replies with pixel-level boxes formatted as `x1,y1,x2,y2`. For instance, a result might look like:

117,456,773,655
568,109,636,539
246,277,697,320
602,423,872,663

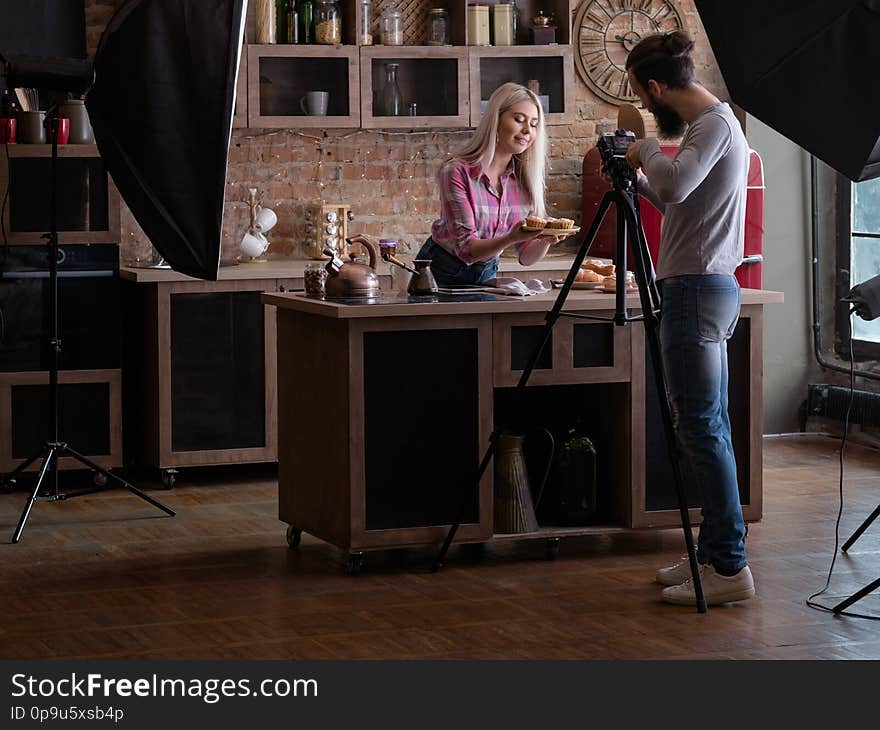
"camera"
597,129,638,191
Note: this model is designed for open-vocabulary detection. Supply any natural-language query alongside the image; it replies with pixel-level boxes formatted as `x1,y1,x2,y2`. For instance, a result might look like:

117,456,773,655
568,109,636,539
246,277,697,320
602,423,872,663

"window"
838,176,880,359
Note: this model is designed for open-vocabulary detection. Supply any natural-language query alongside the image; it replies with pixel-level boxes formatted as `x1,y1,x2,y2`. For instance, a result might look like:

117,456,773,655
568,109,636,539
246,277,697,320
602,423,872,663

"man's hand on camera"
625,139,646,170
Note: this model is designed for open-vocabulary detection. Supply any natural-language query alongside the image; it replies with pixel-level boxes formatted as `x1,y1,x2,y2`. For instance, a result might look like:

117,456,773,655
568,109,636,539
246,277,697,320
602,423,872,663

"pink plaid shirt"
430,158,534,264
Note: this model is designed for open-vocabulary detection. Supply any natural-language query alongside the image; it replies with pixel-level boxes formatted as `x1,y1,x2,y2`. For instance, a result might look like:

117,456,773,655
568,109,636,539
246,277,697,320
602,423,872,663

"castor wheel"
544,538,561,560
346,553,365,576
92,471,108,487
285,526,302,549
160,469,178,490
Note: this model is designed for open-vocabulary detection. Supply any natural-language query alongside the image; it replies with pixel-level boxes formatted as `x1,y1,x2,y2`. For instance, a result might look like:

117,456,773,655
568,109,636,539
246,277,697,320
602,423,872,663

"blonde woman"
351,82,566,286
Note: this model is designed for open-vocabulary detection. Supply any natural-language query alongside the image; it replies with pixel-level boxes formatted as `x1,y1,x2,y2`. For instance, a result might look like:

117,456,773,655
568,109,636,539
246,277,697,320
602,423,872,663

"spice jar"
380,0,403,45
315,0,341,44
427,8,450,46
467,3,490,46
359,0,373,44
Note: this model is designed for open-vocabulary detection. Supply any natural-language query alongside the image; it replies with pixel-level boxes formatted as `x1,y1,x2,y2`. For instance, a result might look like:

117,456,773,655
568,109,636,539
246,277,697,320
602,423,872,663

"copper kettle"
323,240,380,298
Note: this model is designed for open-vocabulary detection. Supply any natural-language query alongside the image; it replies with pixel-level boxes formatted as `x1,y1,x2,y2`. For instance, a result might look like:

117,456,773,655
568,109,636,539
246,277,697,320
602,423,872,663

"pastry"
581,259,616,277
575,268,603,283
525,215,546,228
547,217,575,229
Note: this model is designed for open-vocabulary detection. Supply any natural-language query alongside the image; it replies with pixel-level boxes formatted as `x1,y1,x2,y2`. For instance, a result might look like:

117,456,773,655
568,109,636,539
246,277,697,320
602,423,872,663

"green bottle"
298,0,314,44
276,0,289,43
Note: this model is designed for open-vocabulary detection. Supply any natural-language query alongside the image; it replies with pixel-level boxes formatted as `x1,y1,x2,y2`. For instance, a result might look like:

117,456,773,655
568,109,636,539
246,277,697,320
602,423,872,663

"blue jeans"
415,238,498,286
658,274,746,574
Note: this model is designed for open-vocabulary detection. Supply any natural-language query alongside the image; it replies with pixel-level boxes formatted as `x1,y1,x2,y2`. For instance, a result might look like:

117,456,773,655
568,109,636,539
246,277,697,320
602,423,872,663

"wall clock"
574,0,686,105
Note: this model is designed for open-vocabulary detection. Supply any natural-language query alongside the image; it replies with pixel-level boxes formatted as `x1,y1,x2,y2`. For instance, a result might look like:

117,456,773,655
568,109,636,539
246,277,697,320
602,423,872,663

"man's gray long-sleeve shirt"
636,102,749,281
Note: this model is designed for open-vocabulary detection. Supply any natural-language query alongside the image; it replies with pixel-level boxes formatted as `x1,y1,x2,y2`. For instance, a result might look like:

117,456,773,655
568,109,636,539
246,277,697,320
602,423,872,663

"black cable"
806,308,880,620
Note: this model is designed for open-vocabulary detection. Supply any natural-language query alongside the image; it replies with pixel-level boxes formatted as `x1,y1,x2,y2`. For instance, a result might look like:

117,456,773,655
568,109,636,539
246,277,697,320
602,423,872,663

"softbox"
86,0,247,280
695,0,880,182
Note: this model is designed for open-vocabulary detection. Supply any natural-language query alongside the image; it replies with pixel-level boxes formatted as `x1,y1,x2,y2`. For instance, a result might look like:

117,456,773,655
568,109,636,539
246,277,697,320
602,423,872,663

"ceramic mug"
300,91,329,116
17,111,46,144
253,207,277,233
240,229,269,258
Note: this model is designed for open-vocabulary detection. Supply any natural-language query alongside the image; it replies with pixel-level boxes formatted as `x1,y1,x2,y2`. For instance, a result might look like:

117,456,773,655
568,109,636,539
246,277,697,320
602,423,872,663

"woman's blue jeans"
658,274,746,574
415,238,498,286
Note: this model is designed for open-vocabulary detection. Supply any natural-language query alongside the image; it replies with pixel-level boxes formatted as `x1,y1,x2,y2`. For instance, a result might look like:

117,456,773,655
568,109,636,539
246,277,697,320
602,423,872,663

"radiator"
807,383,880,428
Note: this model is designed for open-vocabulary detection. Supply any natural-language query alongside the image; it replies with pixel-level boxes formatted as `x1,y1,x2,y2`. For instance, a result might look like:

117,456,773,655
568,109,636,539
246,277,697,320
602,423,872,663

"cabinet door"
350,315,493,549
157,280,277,466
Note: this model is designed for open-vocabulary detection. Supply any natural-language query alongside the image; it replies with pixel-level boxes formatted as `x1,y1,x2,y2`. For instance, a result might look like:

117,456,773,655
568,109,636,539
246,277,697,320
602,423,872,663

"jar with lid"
380,0,403,45
359,0,373,44
492,3,514,46
427,8,450,46
315,0,341,44
467,3,490,46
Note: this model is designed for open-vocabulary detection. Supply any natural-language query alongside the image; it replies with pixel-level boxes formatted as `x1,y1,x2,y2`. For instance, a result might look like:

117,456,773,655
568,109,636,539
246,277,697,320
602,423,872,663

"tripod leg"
832,576,880,614
11,446,55,544
60,445,176,516
842,504,880,552
432,192,620,571
621,195,706,613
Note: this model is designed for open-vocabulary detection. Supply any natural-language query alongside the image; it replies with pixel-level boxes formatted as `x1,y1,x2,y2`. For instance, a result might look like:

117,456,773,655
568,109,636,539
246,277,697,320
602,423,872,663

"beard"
651,96,687,139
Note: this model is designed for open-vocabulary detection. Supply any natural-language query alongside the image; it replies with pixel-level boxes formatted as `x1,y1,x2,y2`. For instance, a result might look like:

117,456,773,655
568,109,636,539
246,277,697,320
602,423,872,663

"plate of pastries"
568,259,637,291
521,215,580,234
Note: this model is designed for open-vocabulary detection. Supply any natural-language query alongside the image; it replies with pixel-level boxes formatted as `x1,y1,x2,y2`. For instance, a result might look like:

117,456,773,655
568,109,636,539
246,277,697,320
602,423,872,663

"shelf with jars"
247,44,361,127
360,45,469,129
468,44,575,125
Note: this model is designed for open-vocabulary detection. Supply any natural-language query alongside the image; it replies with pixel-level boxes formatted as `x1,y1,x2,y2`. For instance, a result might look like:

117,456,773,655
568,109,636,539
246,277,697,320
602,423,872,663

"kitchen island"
263,287,782,573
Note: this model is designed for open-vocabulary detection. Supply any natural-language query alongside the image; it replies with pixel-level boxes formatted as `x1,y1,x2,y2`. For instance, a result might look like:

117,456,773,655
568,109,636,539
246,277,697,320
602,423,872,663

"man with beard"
623,30,755,606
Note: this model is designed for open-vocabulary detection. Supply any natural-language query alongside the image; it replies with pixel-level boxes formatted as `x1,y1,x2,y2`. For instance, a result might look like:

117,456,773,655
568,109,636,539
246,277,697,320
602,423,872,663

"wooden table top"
263,287,784,319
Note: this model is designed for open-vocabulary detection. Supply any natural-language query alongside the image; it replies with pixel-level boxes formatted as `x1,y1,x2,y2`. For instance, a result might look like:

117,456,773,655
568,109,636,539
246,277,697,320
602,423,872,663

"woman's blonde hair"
448,82,548,217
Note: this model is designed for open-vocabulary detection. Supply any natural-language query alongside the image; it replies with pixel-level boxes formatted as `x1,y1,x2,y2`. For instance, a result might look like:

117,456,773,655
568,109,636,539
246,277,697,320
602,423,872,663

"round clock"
574,0,686,105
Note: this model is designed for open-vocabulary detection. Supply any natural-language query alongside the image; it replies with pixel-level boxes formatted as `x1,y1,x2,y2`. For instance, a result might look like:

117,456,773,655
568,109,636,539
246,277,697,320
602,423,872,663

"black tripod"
1,108,175,543
832,505,880,613
432,177,707,613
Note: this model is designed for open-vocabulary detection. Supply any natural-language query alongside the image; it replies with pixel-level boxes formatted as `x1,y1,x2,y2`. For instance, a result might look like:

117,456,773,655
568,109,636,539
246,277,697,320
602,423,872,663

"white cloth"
484,277,551,296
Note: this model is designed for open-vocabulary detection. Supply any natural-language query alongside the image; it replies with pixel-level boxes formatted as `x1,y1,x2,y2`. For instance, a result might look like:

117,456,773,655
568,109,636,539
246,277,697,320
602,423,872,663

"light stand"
832,275,880,613
1,88,174,542
432,168,707,612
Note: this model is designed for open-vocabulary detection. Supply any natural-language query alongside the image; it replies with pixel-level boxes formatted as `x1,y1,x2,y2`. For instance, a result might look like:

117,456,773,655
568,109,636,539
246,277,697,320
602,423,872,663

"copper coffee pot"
378,240,438,295
323,239,380,298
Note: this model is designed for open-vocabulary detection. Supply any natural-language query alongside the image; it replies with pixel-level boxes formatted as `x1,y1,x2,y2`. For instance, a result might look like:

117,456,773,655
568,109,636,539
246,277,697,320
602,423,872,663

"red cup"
0,117,16,143
55,117,70,145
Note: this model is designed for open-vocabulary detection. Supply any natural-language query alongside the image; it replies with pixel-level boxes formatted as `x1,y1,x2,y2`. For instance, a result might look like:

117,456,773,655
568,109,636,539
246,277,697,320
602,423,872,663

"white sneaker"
655,557,705,586
661,565,755,606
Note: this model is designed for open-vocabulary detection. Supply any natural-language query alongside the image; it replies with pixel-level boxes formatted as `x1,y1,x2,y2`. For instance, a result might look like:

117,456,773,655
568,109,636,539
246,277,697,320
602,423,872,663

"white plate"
521,225,581,235
551,279,604,290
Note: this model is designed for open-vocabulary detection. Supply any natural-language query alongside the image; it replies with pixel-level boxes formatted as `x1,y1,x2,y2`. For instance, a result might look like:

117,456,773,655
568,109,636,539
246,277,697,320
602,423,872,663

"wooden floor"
2,434,880,660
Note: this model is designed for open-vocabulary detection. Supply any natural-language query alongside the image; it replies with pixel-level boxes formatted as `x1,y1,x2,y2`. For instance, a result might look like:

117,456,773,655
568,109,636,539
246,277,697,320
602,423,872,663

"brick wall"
84,1,726,263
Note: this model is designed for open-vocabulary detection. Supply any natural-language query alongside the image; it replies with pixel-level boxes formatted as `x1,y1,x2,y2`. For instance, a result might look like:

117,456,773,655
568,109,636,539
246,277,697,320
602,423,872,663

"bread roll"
581,259,616,277
575,269,603,283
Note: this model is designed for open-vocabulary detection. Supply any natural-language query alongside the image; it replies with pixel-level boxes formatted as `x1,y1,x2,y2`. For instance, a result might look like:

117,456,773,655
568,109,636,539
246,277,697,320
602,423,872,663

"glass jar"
380,62,404,116
380,1,403,45
303,261,327,297
467,3,490,46
427,8,450,46
492,3,514,46
315,0,341,44
359,0,373,45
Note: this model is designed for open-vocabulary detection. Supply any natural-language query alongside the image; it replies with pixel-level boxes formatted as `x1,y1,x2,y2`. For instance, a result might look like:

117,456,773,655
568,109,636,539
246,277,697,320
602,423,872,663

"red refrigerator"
580,146,765,288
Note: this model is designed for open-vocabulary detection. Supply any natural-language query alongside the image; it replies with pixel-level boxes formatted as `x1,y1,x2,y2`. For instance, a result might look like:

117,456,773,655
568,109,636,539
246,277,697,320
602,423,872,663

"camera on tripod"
597,129,638,191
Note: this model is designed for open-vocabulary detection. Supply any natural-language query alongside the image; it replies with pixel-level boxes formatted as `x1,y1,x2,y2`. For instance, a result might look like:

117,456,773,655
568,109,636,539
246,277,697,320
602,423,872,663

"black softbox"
86,0,247,280
695,0,880,182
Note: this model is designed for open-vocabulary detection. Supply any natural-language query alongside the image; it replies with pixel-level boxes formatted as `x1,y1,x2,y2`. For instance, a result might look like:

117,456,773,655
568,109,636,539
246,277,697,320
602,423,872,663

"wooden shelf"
0,144,121,245
360,46,470,128
247,44,360,128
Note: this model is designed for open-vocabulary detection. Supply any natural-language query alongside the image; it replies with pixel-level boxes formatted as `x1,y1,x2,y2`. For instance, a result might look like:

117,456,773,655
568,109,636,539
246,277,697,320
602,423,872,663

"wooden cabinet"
0,144,120,246
122,275,283,482
240,0,575,129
